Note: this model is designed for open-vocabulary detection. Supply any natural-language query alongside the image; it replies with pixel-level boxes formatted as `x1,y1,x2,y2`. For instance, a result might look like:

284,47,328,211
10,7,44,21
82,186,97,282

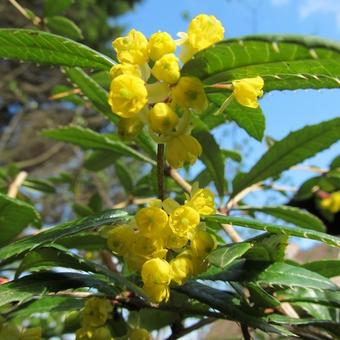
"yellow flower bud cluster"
106,187,217,303
108,14,225,168
320,191,340,214
76,297,114,340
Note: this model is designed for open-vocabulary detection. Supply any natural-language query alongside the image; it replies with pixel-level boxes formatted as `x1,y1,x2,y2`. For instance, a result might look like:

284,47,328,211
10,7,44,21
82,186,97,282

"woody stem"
157,143,165,200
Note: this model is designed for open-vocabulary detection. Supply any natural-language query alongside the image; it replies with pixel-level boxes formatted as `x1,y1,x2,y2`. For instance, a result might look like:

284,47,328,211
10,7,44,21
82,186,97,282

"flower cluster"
76,297,113,340
106,187,217,303
0,318,41,340
320,191,340,214
108,14,225,168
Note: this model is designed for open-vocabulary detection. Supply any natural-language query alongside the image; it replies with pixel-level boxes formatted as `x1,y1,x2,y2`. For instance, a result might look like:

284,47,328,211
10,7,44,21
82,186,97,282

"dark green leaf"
303,260,340,278
23,178,56,193
222,149,242,162
247,283,281,308
0,209,128,262
114,160,134,194
0,29,113,69
208,243,252,268
46,16,83,40
232,118,340,197
42,126,154,164
84,150,119,171
44,0,73,16
57,233,106,251
204,215,340,248
0,193,41,247
330,155,340,170
236,205,326,232
194,131,225,197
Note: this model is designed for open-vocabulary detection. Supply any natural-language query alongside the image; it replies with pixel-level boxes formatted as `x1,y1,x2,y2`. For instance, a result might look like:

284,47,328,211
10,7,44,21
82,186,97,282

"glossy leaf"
0,29,113,69
236,205,326,231
232,118,340,197
204,215,340,247
42,126,154,164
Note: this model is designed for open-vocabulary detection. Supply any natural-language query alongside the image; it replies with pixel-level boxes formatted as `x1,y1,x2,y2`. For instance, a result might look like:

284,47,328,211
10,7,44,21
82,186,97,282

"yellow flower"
166,134,202,168
82,297,113,328
187,188,216,216
109,74,148,118
169,205,200,238
148,32,176,61
20,327,42,340
76,327,112,340
117,116,143,140
170,253,194,285
190,230,217,257
129,328,151,340
172,77,208,113
188,14,224,51
135,206,168,235
143,283,170,303
321,192,340,213
112,29,149,65
107,225,135,256
232,76,264,109
148,103,179,133
152,54,180,84
163,224,189,250
141,258,171,286
110,63,141,79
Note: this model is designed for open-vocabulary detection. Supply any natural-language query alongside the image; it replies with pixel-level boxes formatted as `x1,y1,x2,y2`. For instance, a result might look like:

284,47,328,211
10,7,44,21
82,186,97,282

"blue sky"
115,0,340,189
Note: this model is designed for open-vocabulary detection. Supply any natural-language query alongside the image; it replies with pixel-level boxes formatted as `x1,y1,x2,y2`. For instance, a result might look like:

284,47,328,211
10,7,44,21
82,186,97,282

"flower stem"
157,143,165,200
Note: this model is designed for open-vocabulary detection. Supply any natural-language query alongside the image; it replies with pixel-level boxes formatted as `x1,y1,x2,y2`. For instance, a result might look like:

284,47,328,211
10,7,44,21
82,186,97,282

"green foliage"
46,16,83,40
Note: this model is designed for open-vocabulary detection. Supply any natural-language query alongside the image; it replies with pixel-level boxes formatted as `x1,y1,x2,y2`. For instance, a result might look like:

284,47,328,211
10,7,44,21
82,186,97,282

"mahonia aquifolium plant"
105,187,216,303
108,14,264,169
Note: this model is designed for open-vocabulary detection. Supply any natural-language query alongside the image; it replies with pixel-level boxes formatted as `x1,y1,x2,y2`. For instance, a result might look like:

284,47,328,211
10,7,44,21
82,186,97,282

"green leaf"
0,29,113,69
330,154,340,170
209,94,265,141
84,150,119,171
9,296,84,320
247,283,281,308
193,131,225,196
114,160,134,194
44,0,73,16
208,243,252,268
232,118,340,197
303,260,340,278
46,16,83,40
204,215,340,248
0,272,117,308
222,149,242,162
0,209,128,262
0,193,40,247
23,178,56,193
236,205,326,232
42,126,154,164
183,35,340,92
64,67,115,121
245,233,288,262
57,233,106,251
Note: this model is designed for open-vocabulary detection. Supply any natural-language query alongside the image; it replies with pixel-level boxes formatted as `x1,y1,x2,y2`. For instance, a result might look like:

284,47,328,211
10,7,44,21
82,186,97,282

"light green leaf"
46,16,83,40
0,29,113,69
42,126,154,164
183,35,340,92
204,215,340,247
207,243,252,268
44,0,73,16
232,118,340,197
0,193,40,247
236,205,326,232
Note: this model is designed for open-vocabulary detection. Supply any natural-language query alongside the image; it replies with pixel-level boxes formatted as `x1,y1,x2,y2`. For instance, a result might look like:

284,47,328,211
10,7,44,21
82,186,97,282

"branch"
8,0,42,26
7,171,28,198
167,168,192,193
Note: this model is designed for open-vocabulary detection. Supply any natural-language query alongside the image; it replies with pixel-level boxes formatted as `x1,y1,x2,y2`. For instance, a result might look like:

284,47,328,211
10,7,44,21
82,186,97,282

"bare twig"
221,223,242,243
157,144,165,200
100,250,118,273
8,0,42,26
290,165,328,174
7,171,28,198
112,197,155,209
226,183,262,210
168,168,192,193
166,317,216,340
241,323,252,340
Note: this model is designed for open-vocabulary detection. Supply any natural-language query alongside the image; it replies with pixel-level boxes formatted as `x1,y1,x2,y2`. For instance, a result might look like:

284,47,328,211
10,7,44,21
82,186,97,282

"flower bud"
107,225,135,256
148,103,179,133
141,258,171,286
143,283,170,303
187,188,216,216
232,76,264,109
190,230,217,257
81,298,112,328
135,206,168,235
152,54,180,84
112,29,149,65
170,254,194,285
110,63,141,80
321,191,340,213
169,205,200,239
129,328,151,340
117,117,143,140
148,32,176,61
